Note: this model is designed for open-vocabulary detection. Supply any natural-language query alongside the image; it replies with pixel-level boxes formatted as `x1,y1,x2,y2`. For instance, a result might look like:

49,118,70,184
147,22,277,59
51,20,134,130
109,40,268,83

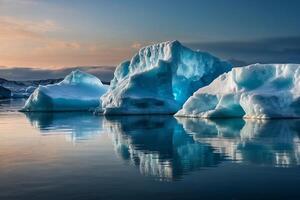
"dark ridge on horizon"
0,66,115,83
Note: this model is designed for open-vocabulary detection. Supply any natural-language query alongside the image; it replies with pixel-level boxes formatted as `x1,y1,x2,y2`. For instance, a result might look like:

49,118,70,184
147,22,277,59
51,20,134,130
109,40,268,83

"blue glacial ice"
101,40,232,114
21,70,108,112
176,64,300,119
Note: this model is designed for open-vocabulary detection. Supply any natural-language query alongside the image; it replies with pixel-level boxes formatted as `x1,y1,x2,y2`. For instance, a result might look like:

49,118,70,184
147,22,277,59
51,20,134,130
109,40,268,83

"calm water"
1,99,300,200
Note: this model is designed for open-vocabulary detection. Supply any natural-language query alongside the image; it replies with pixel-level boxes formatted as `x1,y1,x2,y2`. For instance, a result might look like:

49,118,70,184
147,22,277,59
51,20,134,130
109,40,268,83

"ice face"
21,70,108,112
176,64,300,119
101,40,232,114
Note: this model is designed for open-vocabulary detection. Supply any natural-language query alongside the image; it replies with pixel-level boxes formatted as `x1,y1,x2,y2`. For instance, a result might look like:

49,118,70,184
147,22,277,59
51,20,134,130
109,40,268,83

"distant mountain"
0,77,110,99
0,78,63,98
0,66,115,83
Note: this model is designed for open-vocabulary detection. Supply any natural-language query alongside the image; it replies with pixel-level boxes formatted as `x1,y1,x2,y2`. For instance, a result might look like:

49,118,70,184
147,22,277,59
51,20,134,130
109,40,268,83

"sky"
0,0,300,80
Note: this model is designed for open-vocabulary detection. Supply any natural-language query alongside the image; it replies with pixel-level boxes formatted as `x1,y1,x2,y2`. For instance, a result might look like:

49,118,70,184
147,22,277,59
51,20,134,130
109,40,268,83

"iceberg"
176,64,300,118
21,70,108,112
101,40,232,115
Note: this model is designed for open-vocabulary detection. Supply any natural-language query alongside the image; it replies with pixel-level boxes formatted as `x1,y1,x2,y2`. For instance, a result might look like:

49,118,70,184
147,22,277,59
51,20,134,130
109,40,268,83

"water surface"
1,99,300,199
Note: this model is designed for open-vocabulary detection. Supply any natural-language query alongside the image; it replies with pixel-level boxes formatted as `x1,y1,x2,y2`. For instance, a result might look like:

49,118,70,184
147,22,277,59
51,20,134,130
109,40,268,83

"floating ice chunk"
101,40,232,114
21,70,108,112
176,64,300,118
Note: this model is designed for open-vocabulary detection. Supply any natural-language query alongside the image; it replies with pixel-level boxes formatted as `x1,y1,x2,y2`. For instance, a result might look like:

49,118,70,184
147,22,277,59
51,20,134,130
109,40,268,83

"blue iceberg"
101,40,232,115
176,64,300,118
21,70,108,112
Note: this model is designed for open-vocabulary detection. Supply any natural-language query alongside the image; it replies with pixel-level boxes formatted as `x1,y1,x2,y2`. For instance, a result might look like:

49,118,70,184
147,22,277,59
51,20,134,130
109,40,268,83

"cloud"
0,66,115,82
0,16,79,59
0,16,58,40
0,0,39,4
185,36,300,66
131,42,143,50
0,16,135,67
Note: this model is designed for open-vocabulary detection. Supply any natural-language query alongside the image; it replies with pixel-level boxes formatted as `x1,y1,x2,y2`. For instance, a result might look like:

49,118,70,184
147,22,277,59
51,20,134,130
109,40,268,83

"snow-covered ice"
101,40,232,114
176,64,300,118
21,70,108,112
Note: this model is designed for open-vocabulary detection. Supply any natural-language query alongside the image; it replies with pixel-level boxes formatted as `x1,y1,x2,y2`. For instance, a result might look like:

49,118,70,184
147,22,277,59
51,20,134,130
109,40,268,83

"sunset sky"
1,0,300,80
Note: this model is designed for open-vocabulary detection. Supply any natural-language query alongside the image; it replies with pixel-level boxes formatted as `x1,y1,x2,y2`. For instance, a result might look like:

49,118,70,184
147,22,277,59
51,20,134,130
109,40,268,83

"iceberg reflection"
24,111,300,180
104,116,225,181
106,116,300,180
24,112,104,142
178,118,300,167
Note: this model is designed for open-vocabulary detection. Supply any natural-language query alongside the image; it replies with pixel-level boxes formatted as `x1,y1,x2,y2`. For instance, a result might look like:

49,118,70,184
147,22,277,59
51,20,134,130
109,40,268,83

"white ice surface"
22,70,108,111
176,64,300,118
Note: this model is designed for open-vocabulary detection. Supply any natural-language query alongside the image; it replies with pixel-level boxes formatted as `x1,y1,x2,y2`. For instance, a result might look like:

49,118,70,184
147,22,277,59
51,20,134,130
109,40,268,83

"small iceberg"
21,70,108,112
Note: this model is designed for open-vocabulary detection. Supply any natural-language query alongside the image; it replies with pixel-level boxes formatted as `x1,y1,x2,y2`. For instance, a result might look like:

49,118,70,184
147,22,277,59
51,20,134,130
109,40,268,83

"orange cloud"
0,16,58,40
131,42,143,50
0,16,134,67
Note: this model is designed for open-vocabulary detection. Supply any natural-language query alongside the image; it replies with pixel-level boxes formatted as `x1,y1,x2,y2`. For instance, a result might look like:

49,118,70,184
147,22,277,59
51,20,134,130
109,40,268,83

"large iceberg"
21,70,108,112
101,40,232,115
176,64,300,118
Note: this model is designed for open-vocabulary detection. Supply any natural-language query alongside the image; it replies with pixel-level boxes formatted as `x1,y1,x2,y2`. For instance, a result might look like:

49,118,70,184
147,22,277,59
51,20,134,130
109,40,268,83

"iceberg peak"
62,70,104,87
